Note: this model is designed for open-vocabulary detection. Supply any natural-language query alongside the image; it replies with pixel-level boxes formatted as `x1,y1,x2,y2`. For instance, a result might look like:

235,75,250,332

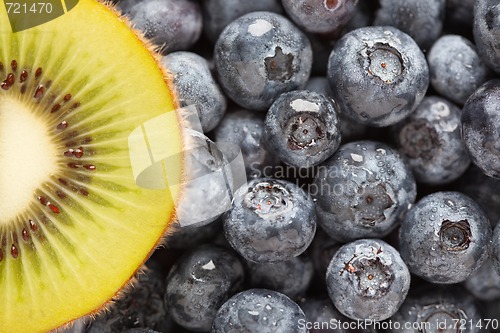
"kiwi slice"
0,1,182,332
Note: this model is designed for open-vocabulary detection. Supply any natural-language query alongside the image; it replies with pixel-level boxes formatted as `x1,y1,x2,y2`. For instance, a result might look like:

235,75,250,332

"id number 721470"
5,2,53,14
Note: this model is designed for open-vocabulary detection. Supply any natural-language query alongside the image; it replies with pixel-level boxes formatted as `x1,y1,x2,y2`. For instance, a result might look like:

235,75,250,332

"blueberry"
165,219,222,249
389,286,485,333
457,166,500,227
264,90,341,168
175,129,233,227
307,33,335,76
201,0,283,42
308,229,340,283
340,0,375,35
493,223,500,276
161,52,227,132
211,288,307,333
474,0,500,73
461,79,500,179
427,35,490,105
214,12,312,111
245,254,314,299
281,0,359,34
392,96,470,185
305,77,368,142
213,109,281,179
122,329,160,333
304,76,333,97
374,0,445,50
446,0,475,29
312,141,416,242
300,297,344,333
116,0,142,14
327,26,429,127
58,318,85,333
399,191,492,284
86,271,172,333
223,177,316,263
465,258,500,301
482,299,500,327
126,0,202,53
165,244,245,331
300,297,377,333
326,239,411,321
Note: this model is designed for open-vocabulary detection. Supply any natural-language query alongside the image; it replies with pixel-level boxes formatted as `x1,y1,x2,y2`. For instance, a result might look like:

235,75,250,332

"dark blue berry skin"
461,79,500,179
281,0,359,34
86,271,173,333
223,177,316,263
264,90,341,168
214,109,281,179
427,35,490,105
312,141,416,243
493,224,500,276
126,0,202,53
399,191,492,284
340,0,374,35
211,288,307,333
201,0,283,42
392,96,470,185
446,0,475,28
389,287,485,333
300,297,376,333
305,77,368,142
59,318,85,333
162,52,227,132
245,254,313,299
457,166,500,227
482,299,500,328
122,329,160,333
214,12,312,111
165,244,244,332
116,0,142,14
474,0,500,74
307,33,335,76
327,26,429,127
465,258,500,301
374,0,445,50
309,229,340,283
326,239,411,321
305,76,333,97
165,220,221,249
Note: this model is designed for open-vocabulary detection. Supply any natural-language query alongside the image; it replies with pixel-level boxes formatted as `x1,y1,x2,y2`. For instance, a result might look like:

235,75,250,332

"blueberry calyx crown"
341,245,394,298
264,46,294,82
353,183,395,226
366,43,404,84
286,113,326,152
417,305,467,333
399,119,440,161
244,181,292,216
439,220,472,251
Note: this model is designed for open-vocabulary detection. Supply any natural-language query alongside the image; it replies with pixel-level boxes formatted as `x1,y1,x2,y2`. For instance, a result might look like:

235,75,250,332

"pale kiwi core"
0,97,59,222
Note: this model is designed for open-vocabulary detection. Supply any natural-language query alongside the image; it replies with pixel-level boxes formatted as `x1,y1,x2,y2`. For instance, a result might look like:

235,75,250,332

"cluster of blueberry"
83,0,500,332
